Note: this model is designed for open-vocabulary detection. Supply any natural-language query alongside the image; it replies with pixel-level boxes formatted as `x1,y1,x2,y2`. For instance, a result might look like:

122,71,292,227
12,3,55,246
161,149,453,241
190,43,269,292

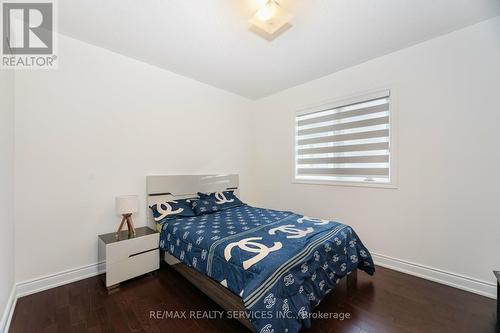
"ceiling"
58,0,500,99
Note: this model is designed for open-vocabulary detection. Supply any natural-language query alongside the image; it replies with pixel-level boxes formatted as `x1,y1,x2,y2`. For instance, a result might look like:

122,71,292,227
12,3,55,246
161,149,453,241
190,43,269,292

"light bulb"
248,0,293,36
255,1,277,22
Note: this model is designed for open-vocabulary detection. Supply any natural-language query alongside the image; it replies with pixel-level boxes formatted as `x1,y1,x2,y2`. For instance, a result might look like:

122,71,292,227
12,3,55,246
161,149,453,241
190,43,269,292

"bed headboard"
146,174,239,225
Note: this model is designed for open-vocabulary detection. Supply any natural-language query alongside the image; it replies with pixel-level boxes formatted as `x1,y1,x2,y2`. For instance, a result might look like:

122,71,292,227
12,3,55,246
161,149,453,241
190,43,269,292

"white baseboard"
16,262,105,299
372,252,496,299
0,285,16,333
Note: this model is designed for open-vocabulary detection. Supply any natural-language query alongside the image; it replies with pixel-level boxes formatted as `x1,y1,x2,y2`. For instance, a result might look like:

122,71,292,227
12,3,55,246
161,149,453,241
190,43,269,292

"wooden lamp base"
116,214,136,238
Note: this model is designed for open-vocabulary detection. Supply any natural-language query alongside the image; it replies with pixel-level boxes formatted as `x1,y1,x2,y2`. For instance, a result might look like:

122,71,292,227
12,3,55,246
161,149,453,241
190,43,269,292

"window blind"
295,91,391,184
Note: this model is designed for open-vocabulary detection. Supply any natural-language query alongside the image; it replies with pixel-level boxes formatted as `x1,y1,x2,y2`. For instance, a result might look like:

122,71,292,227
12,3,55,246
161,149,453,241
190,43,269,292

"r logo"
2,2,53,54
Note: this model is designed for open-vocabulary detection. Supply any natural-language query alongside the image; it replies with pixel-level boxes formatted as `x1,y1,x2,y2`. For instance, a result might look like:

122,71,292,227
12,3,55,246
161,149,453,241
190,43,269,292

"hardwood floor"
9,264,496,333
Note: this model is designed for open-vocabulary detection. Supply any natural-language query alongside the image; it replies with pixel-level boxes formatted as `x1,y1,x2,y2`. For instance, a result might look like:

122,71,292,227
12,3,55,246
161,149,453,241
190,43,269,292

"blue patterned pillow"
192,199,221,215
149,199,195,224
197,191,244,211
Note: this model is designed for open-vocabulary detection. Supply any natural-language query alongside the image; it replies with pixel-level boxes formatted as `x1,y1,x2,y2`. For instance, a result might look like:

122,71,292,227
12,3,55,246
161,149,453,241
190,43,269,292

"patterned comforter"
159,205,375,333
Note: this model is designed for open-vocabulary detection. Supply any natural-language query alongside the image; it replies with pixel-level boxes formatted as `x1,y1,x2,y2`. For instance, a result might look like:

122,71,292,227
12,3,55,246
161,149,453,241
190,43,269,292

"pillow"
197,191,244,211
192,199,221,216
149,199,195,224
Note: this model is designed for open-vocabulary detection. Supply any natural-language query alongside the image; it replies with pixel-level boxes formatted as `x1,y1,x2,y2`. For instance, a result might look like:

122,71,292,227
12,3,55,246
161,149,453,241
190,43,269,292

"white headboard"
146,174,239,225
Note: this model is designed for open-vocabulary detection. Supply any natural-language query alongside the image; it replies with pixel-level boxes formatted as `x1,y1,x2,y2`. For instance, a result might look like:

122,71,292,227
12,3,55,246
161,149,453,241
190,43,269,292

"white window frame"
292,88,398,189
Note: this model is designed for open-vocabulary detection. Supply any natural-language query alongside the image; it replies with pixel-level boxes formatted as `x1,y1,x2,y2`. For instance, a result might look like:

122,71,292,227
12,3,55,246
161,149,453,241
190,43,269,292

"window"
294,90,392,186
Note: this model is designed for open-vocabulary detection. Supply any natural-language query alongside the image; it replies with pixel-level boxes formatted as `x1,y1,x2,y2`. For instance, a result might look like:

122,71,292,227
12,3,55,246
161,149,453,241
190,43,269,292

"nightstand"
98,227,159,290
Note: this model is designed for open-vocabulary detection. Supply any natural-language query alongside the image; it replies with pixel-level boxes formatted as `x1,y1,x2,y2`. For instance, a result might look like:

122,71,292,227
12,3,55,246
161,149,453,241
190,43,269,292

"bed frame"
146,174,357,331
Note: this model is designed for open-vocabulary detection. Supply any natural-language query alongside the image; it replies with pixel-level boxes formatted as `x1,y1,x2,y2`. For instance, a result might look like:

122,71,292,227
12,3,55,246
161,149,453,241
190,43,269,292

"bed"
147,174,375,333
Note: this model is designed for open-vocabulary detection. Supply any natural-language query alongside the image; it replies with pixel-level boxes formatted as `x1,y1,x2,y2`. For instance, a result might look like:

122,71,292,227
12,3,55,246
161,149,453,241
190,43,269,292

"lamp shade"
115,195,139,215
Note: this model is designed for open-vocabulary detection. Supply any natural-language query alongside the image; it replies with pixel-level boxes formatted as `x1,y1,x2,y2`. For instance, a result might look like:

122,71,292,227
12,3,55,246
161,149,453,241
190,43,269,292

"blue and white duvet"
159,205,374,333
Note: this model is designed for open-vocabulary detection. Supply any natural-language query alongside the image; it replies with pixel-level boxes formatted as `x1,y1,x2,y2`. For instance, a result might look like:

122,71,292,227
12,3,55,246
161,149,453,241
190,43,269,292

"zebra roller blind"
295,91,391,184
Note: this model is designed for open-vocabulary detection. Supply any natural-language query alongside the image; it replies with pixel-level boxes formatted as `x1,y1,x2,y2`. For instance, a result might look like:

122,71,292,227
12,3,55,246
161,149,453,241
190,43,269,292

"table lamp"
115,195,139,238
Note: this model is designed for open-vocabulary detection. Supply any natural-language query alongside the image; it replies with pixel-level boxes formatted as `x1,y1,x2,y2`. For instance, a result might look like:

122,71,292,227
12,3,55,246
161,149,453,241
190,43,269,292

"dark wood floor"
9,264,497,333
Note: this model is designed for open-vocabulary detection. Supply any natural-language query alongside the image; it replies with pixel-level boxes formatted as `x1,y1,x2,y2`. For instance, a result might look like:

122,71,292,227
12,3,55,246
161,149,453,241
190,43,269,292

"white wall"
0,69,15,329
14,35,255,282
252,17,500,287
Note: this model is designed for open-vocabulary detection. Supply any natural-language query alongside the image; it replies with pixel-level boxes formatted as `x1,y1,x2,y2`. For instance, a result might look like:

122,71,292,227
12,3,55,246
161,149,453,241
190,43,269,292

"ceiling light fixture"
249,0,292,36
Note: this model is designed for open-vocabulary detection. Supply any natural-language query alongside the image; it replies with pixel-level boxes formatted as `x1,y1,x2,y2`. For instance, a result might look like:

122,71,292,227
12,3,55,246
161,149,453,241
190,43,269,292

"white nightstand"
98,227,160,290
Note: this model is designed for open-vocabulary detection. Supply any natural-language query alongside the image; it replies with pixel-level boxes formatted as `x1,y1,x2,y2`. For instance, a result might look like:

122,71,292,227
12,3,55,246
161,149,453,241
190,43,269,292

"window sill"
292,179,398,189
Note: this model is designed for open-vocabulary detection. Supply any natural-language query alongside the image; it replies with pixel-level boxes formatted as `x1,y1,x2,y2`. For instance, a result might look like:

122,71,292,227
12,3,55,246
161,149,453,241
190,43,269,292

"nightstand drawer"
106,248,159,286
106,232,159,264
